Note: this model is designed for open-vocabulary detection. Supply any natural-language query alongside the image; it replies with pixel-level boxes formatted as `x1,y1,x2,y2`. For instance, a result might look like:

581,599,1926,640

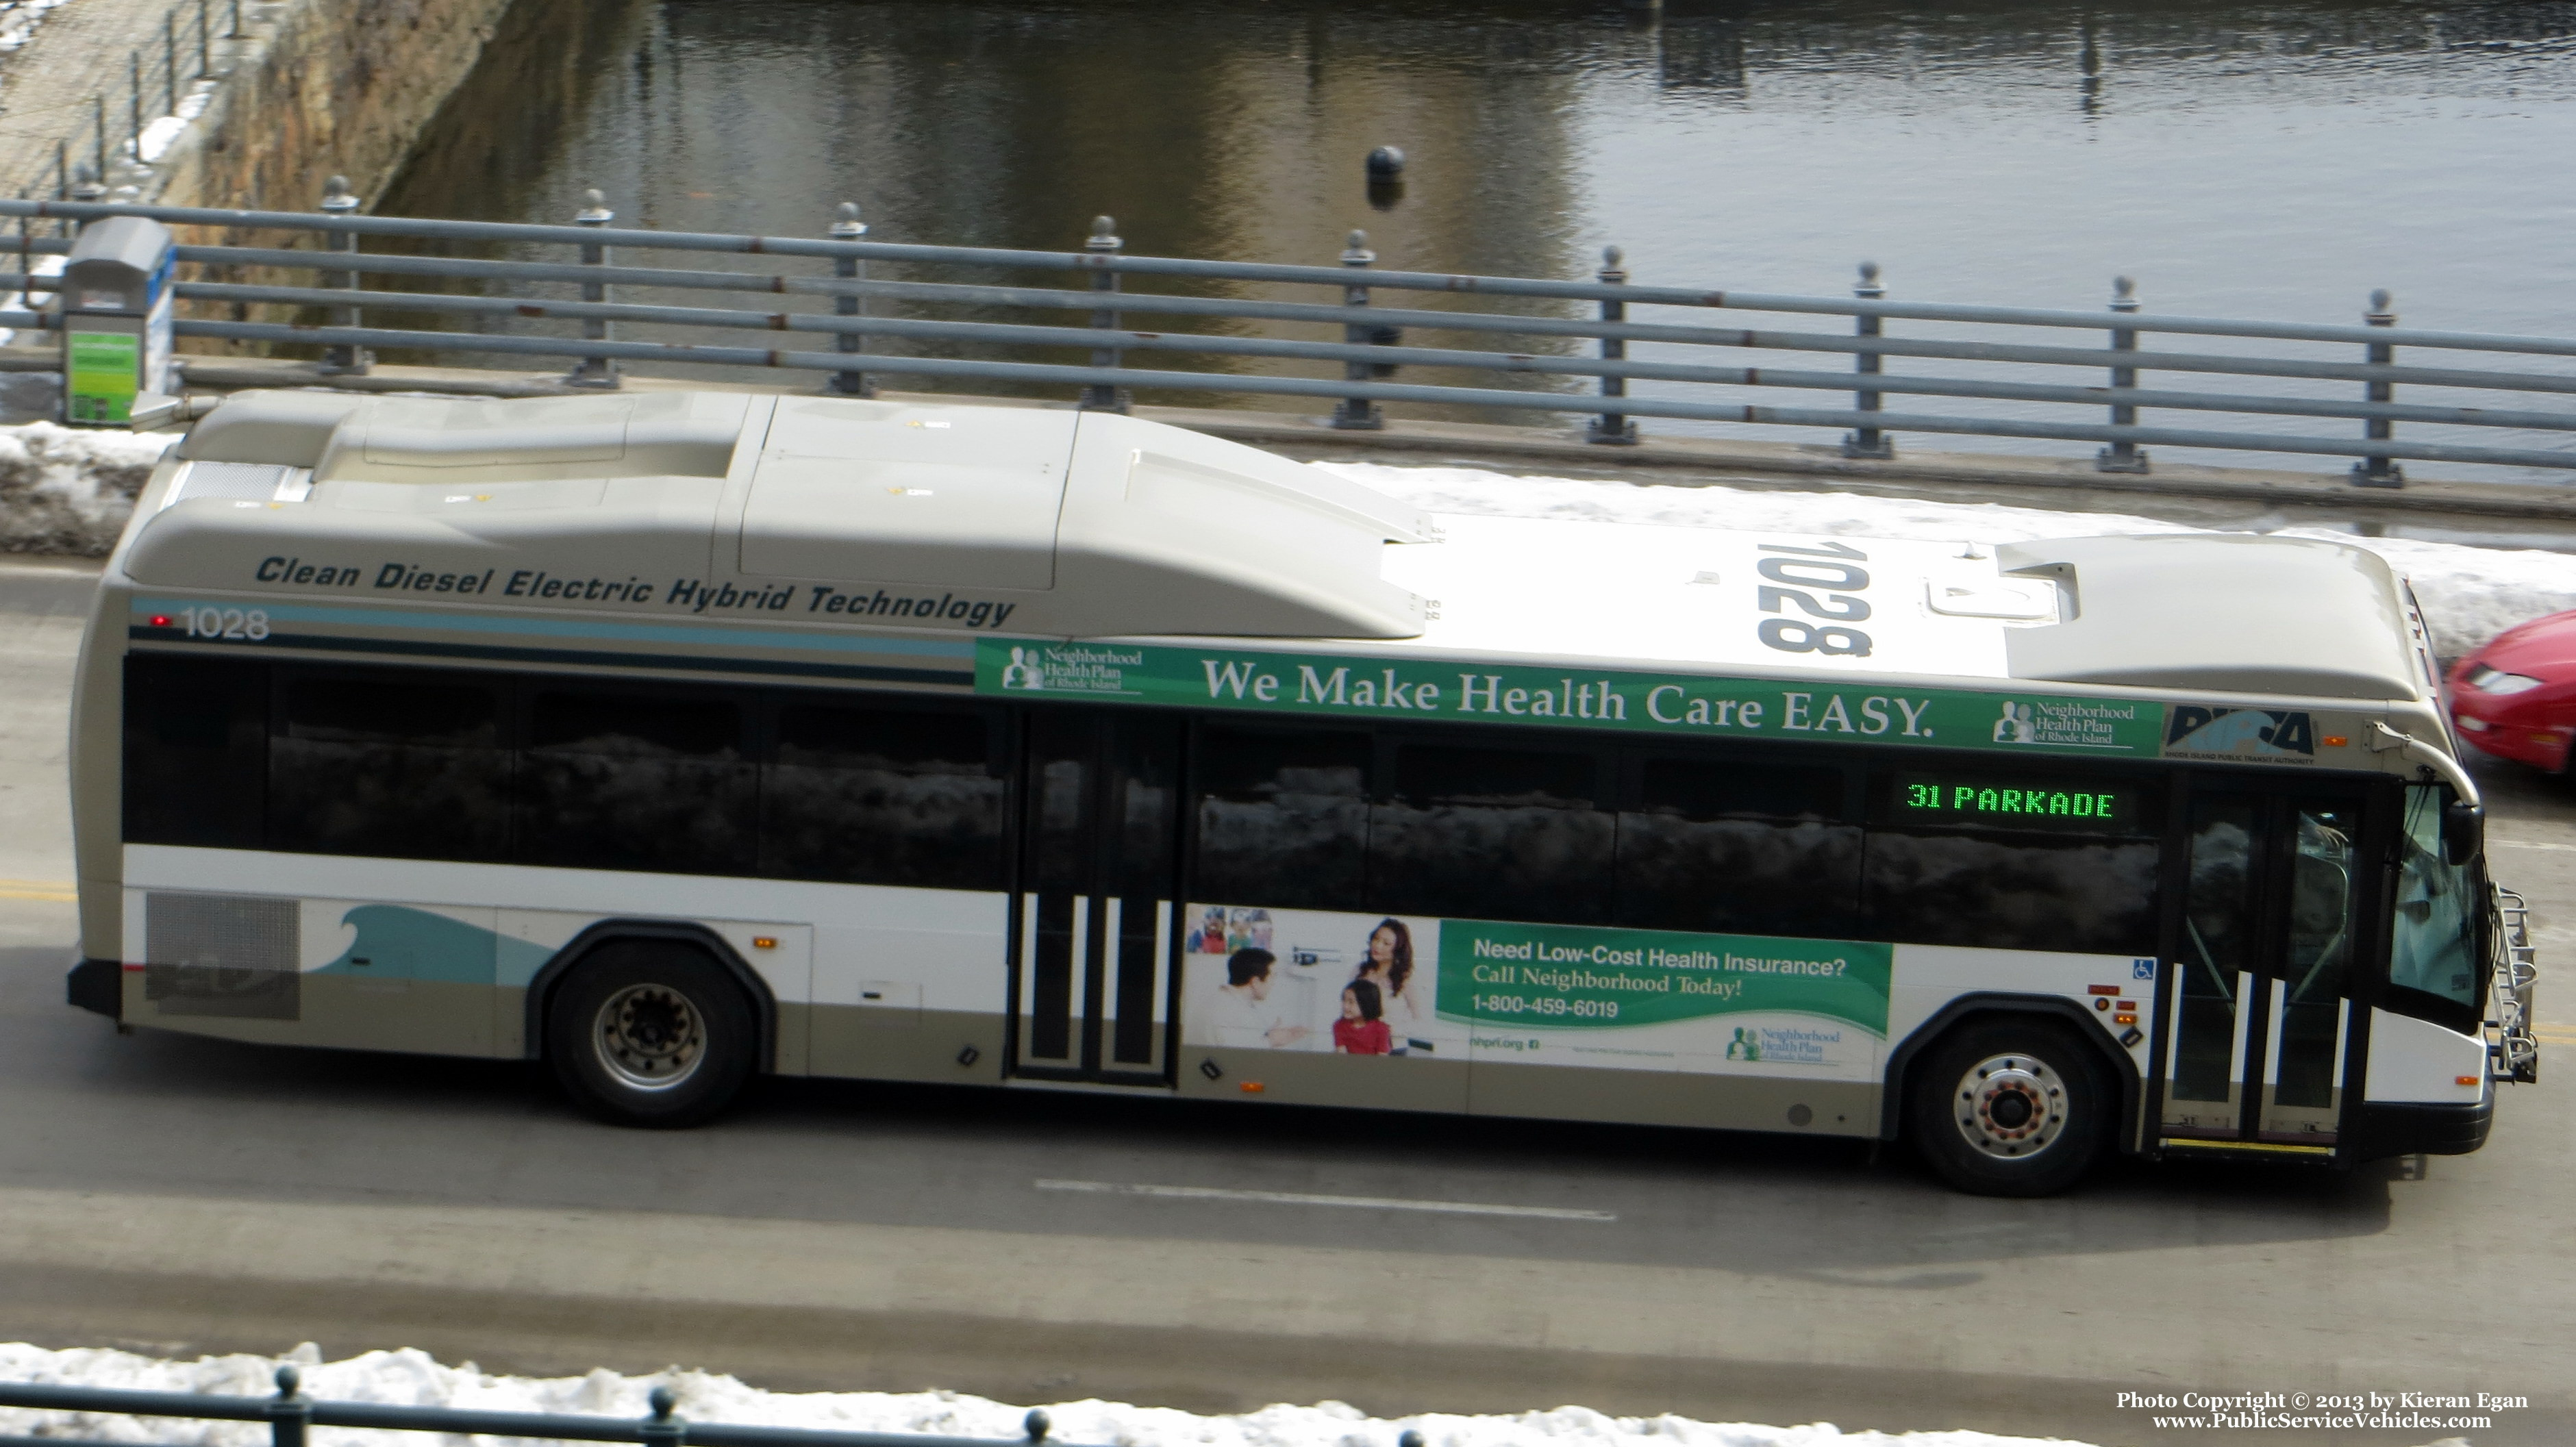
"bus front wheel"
547,941,756,1128
1909,1019,2110,1197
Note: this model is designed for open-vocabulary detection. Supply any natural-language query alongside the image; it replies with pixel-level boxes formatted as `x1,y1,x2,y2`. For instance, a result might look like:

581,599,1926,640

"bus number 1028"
171,607,271,640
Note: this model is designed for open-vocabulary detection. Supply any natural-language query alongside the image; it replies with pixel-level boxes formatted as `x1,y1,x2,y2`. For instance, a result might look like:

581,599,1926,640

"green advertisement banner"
1435,920,1893,1036
66,330,140,425
977,639,2163,757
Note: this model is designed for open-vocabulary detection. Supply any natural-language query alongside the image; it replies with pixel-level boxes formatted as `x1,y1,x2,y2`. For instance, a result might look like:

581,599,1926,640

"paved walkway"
0,0,243,199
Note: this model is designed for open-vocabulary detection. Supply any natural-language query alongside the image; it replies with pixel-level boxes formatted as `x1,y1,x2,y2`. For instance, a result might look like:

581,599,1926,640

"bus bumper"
66,957,121,1021
2349,1094,2494,1160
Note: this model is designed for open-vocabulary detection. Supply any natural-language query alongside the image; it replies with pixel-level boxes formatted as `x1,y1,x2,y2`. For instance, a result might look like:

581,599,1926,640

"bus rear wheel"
1909,1019,2109,1197
547,941,755,1128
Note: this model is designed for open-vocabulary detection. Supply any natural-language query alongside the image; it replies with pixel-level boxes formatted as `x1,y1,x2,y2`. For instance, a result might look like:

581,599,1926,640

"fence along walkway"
0,1370,1427,1447
8,192,2576,486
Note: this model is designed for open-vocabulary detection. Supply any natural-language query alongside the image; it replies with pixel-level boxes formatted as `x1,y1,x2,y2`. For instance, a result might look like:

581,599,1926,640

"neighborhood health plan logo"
990,644,1145,696
1988,697,2148,751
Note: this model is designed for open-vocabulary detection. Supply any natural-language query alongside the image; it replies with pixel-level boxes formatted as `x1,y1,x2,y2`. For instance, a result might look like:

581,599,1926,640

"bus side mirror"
2442,800,2484,866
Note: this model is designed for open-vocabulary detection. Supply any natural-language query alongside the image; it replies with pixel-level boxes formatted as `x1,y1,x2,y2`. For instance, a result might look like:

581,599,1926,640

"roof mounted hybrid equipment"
132,390,1438,639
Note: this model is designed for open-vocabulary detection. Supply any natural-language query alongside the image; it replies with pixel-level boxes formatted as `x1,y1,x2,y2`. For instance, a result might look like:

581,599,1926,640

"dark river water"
375,0,2576,479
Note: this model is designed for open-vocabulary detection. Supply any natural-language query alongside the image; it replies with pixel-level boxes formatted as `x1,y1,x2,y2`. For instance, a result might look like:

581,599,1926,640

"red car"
2447,608,2576,775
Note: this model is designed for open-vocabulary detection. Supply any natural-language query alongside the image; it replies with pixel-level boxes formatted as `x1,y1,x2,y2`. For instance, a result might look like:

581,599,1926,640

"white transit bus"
66,389,2536,1195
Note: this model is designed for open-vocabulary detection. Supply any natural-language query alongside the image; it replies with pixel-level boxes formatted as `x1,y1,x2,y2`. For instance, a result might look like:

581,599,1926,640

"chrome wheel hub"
593,983,706,1092
1953,1053,2068,1160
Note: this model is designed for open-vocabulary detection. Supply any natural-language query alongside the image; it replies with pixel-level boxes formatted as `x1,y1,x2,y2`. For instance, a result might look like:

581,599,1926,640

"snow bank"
0,421,174,554
0,1343,2092,1447
1322,462,2576,661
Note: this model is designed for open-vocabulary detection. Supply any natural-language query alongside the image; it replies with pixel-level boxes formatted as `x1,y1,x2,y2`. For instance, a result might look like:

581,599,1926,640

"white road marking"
2493,839,2576,853
1036,1179,1616,1221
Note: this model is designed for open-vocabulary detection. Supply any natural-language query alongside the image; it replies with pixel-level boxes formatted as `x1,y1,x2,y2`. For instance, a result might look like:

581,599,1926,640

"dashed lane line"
1036,1179,1616,1220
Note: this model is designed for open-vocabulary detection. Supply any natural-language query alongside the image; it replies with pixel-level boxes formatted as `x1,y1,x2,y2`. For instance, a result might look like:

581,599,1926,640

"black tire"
1908,1018,2112,1197
546,940,758,1128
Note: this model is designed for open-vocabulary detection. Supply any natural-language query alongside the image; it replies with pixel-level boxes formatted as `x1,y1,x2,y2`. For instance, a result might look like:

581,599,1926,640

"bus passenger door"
1009,709,1184,1085
2158,788,2366,1150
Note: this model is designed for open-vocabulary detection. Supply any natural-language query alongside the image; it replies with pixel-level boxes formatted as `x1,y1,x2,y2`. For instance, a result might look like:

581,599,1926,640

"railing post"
129,51,144,162
164,13,178,118
564,188,620,388
264,1366,310,1447
826,201,873,397
69,168,106,234
1839,262,1892,459
640,1385,684,1447
318,174,371,375
93,96,108,184
199,0,212,78
1077,215,1129,413
2353,288,2403,488
230,0,242,38
1330,229,1384,430
1584,245,1638,445
2095,275,2149,473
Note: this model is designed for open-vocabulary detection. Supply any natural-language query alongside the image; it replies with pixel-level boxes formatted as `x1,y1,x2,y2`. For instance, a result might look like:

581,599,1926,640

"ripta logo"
2164,706,2314,757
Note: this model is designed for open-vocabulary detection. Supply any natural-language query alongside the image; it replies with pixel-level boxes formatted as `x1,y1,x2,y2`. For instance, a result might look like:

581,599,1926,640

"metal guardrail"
9,193,2576,483
0,1367,1211,1447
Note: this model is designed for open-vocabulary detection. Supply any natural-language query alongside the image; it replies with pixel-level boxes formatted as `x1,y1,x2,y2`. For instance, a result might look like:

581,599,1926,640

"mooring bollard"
2096,275,2148,473
1585,244,1638,445
317,174,370,375
640,1385,684,1447
1023,1409,1051,1445
2353,288,2403,488
826,201,873,397
68,167,105,235
264,1366,310,1447
1840,262,1892,459
1331,229,1384,430
1078,215,1129,413
565,188,620,388
1366,144,1405,212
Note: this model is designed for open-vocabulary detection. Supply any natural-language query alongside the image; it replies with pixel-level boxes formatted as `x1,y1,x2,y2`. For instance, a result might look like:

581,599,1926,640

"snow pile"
1324,462,2576,661
0,1343,2092,1447
0,420,173,553
0,0,75,55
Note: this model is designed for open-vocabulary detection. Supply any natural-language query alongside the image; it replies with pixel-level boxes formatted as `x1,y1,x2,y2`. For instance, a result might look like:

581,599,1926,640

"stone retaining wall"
152,0,521,212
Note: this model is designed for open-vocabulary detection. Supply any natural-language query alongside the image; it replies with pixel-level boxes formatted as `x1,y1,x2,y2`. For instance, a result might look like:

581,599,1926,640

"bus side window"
1616,754,1860,937
1371,742,1612,924
764,701,1005,890
269,669,509,862
2386,783,2481,1031
1862,770,2162,954
123,654,271,849
1190,725,1371,909
519,690,756,875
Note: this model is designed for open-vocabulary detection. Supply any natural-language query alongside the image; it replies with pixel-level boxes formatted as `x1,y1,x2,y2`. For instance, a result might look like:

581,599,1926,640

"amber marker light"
1240,1081,1266,1094
2323,735,2349,747
2458,1075,2482,1086
752,936,777,949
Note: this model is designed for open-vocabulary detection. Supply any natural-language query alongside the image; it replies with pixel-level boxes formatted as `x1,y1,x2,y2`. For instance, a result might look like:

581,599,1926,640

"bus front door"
1009,709,1184,1085
2158,788,2367,1151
